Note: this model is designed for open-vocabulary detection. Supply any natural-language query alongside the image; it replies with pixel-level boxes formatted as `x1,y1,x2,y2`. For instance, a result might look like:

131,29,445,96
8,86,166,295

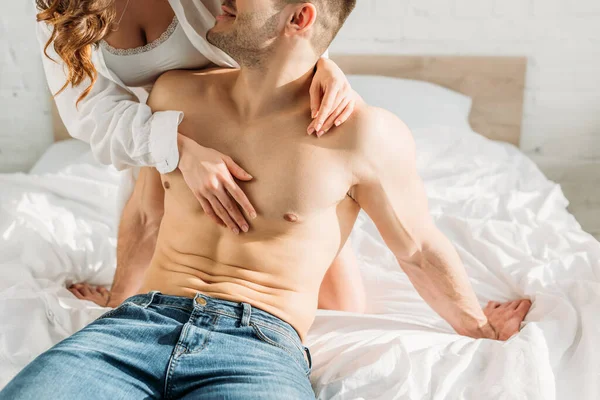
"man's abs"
138,169,360,341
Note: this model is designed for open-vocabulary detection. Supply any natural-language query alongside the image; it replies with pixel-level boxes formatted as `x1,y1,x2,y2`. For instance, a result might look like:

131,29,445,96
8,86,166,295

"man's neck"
231,50,318,121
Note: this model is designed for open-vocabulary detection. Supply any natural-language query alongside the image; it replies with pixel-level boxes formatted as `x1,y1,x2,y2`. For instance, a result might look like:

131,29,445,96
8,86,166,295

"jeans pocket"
250,322,311,375
94,301,137,321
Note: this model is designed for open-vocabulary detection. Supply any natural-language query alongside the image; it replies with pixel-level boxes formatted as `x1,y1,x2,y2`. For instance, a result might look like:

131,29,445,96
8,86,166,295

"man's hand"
483,299,532,340
68,283,112,307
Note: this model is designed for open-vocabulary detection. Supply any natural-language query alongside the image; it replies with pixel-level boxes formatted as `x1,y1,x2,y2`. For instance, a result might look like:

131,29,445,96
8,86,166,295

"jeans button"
195,297,207,306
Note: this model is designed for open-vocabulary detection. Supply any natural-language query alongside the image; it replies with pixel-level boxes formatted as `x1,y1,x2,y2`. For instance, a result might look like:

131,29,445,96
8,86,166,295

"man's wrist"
470,320,497,340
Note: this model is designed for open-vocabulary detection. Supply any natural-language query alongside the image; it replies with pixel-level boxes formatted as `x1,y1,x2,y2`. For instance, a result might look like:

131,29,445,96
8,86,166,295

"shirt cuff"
149,110,184,174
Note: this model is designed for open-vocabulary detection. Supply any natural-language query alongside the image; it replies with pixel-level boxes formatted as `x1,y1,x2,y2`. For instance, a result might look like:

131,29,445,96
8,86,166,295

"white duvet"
1,126,599,400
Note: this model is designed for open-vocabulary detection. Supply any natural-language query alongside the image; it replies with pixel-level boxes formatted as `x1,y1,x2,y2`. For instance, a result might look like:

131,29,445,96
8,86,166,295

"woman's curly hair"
36,0,116,104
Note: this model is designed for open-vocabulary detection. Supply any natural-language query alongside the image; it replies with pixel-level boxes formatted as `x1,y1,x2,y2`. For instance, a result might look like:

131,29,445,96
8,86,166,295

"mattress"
1,126,599,399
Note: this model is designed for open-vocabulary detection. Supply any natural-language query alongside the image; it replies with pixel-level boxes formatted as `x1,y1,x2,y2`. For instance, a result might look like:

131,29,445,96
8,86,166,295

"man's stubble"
207,11,282,69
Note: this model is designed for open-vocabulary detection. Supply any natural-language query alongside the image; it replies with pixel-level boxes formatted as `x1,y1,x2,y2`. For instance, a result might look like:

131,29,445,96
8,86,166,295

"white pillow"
347,75,473,131
29,139,90,175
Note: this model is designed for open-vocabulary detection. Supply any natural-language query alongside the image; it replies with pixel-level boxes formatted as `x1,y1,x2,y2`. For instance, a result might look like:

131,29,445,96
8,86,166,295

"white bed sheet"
1,125,599,399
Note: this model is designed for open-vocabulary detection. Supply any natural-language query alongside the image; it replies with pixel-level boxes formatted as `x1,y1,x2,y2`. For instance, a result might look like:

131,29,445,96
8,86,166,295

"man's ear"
285,3,317,37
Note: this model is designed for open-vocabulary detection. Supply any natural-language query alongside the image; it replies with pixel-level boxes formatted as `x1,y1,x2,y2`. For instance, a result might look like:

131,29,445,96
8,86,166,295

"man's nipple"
283,213,299,223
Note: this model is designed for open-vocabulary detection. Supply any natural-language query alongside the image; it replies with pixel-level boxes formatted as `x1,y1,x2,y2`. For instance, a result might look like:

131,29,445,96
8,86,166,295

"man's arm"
350,107,527,339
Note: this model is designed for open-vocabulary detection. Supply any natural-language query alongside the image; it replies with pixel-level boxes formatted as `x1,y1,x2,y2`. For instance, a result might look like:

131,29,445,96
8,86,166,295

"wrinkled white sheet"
1,126,599,399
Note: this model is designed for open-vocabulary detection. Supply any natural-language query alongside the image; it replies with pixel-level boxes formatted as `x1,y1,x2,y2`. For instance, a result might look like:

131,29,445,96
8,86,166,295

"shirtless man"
1,0,531,398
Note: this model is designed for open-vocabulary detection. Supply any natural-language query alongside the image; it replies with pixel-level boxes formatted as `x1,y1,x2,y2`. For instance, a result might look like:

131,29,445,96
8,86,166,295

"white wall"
0,1,599,174
0,1,53,173
330,0,600,162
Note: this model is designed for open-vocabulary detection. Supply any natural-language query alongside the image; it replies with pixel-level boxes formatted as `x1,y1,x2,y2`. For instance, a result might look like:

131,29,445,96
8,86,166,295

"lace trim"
101,16,178,56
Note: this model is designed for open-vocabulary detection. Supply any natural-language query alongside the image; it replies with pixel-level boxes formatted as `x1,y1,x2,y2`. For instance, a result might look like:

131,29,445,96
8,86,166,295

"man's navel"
283,213,299,223
163,181,170,190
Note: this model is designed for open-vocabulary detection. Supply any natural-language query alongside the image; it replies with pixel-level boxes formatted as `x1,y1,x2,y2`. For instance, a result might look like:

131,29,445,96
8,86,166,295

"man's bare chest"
176,113,354,222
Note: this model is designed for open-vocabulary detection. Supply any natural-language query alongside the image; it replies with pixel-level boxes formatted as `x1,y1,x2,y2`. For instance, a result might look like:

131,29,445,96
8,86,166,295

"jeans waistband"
125,291,303,344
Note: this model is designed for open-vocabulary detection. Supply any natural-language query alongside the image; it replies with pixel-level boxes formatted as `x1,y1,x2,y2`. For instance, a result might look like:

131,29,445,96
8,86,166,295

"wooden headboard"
330,55,527,145
52,55,527,145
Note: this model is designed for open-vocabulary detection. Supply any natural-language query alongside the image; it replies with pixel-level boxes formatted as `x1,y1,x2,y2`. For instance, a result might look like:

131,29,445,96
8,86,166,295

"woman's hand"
177,134,257,234
307,57,358,137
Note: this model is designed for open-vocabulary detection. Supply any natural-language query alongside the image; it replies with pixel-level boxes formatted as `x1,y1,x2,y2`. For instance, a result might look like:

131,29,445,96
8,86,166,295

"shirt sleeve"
36,20,183,174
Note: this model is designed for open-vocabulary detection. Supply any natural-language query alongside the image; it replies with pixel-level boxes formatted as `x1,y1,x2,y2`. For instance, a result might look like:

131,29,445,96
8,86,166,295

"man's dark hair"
284,0,357,54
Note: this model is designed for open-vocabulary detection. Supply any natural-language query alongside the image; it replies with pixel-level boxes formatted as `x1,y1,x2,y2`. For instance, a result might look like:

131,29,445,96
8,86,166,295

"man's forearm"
399,228,496,339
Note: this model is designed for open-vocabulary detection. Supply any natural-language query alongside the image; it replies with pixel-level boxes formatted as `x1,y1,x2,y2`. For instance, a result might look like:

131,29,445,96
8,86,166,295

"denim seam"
164,347,181,400
174,322,192,357
252,321,303,353
150,303,192,313
185,314,220,355
94,302,134,321
250,322,310,376
205,309,300,348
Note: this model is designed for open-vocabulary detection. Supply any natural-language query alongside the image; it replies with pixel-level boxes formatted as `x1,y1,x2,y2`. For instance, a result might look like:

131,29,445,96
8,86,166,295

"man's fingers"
69,288,84,299
223,156,253,181
79,284,93,297
224,180,257,221
207,195,239,234
318,97,348,137
214,189,248,233
314,86,339,135
199,197,226,227
516,300,532,316
488,301,501,309
97,287,109,295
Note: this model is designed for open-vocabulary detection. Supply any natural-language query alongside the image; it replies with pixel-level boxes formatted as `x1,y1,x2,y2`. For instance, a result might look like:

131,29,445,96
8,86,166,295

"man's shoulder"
148,68,237,111
343,101,415,158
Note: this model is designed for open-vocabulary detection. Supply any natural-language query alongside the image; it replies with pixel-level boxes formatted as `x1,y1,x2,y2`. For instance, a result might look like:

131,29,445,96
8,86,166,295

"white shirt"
36,0,239,174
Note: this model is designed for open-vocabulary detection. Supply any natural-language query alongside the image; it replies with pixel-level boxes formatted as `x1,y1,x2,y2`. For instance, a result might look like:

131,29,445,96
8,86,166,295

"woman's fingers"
222,156,253,181
335,99,355,127
224,179,256,220
309,80,322,121
207,194,240,234
198,196,225,227
214,189,249,233
312,85,340,136
318,97,349,137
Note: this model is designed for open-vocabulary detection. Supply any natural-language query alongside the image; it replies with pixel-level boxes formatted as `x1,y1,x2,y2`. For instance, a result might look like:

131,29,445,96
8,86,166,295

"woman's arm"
307,56,359,137
37,21,255,229
36,20,181,174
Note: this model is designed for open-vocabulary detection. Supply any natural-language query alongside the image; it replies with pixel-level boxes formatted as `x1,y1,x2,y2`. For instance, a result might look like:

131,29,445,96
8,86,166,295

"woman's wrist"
177,133,190,170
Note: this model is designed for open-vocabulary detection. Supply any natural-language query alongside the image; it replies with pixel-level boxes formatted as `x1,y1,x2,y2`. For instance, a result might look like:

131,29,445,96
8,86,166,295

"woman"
36,0,366,312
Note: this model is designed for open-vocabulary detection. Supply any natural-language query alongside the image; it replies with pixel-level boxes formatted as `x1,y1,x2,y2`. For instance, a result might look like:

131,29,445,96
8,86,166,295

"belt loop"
141,290,160,308
304,346,312,370
240,303,252,327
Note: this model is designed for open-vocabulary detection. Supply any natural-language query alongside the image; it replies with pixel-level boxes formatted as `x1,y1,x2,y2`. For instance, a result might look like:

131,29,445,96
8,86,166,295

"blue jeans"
1,291,315,399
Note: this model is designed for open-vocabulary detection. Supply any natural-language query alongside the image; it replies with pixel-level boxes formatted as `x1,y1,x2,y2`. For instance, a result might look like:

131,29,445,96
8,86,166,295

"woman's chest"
100,1,215,88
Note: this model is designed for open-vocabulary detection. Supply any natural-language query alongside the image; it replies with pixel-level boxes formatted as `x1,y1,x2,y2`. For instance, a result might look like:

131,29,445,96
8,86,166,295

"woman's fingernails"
335,120,342,126
307,127,314,135
315,123,322,132
233,228,240,235
241,224,249,232
311,110,317,118
250,211,257,219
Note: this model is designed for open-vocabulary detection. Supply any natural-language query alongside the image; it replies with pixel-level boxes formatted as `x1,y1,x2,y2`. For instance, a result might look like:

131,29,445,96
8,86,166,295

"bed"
2,55,599,400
